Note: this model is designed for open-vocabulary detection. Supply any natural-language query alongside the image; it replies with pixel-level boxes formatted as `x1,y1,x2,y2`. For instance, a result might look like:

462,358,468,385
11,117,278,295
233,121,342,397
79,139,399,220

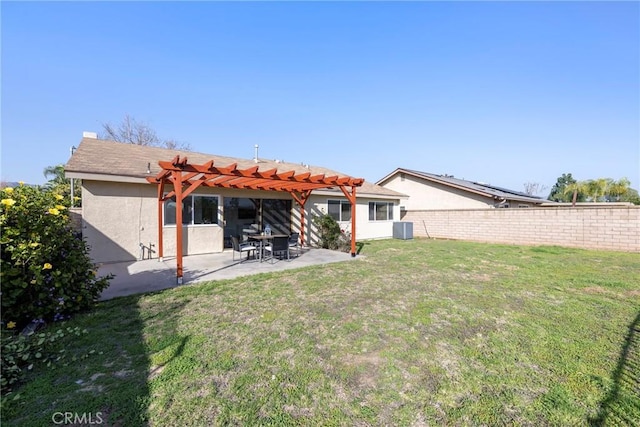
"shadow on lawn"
86,269,193,427
590,311,640,426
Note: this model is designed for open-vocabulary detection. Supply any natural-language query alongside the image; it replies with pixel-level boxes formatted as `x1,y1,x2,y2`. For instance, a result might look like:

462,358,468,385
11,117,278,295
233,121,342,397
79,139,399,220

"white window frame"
327,199,352,222
368,201,394,221
163,194,220,226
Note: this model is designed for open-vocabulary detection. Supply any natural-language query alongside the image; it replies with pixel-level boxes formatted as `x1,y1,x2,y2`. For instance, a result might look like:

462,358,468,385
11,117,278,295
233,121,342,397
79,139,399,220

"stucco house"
376,168,546,213
65,135,405,264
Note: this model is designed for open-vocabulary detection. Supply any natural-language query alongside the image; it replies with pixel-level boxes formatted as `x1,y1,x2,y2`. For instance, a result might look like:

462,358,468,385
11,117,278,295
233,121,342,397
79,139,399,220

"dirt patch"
435,341,461,381
583,286,615,295
342,352,385,389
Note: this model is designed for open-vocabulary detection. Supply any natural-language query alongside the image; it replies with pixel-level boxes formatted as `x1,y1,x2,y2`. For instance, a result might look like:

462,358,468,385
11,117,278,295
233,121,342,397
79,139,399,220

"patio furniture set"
231,232,301,264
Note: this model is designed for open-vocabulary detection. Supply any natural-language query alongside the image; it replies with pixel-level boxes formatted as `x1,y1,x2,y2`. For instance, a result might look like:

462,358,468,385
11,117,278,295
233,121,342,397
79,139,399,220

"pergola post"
350,186,356,257
290,190,312,247
173,170,184,284
340,185,357,257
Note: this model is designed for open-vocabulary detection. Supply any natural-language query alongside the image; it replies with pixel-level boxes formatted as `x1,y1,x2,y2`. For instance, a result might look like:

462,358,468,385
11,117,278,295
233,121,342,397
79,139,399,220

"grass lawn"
2,239,639,426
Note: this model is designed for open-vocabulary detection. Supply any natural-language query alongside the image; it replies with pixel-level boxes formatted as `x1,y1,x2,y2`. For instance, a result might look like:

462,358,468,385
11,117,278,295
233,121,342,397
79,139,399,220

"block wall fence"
401,206,640,252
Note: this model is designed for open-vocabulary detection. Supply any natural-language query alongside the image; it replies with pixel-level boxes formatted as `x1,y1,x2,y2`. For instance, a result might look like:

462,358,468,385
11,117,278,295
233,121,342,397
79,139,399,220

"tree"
563,181,589,206
606,177,631,201
523,182,548,196
43,165,81,207
100,114,191,150
619,187,640,205
548,173,585,202
585,178,609,203
560,177,635,205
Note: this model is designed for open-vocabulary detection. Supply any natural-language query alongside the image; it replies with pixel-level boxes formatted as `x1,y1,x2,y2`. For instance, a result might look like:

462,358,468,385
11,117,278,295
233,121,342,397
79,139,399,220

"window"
368,202,394,221
164,195,219,225
328,200,351,222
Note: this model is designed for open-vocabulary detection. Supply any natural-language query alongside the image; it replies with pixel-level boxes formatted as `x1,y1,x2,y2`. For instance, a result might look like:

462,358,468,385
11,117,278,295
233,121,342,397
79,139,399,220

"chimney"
83,131,98,139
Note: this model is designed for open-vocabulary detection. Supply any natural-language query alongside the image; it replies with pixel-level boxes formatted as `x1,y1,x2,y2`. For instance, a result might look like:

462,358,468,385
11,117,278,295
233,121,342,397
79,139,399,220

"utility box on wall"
393,222,413,240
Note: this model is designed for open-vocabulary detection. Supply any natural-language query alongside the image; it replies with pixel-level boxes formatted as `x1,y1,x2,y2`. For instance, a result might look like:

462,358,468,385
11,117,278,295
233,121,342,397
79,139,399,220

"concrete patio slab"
98,248,360,300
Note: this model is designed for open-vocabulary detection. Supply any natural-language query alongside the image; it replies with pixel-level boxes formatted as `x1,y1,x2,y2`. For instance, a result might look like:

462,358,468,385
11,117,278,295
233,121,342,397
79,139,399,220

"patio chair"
263,236,290,264
231,235,257,262
288,232,300,257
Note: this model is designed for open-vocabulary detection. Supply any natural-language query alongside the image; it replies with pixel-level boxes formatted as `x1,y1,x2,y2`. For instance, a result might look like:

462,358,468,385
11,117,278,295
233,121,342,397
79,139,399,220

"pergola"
147,156,364,283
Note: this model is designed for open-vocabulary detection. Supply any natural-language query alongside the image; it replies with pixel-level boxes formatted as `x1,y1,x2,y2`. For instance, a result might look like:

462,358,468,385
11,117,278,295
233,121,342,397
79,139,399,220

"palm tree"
607,177,631,201
585,178,609,203
563,181,588,206
43,165,67,188
43,164,81,206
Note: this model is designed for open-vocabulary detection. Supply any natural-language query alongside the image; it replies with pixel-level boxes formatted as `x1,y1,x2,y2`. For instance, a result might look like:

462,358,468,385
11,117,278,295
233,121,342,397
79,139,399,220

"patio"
98,248,359,300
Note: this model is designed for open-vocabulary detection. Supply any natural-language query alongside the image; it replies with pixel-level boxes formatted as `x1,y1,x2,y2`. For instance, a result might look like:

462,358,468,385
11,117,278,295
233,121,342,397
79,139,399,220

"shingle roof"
377,168,547,204
65,138,404,198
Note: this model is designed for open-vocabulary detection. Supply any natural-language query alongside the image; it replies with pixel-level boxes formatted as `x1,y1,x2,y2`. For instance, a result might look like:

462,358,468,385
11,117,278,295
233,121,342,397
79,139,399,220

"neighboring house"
376,168,547,213
65,135,405,263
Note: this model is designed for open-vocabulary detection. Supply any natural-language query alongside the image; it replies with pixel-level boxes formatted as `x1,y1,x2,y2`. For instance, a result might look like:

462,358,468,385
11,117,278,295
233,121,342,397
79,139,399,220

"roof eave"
65,171,150,184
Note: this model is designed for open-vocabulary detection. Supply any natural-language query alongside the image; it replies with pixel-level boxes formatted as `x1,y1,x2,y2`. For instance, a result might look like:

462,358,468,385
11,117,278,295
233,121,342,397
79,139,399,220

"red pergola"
147,156,364,283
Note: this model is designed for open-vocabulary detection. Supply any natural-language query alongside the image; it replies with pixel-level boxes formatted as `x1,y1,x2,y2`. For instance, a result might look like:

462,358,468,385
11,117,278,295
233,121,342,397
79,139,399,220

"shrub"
0,184,111,331
312,214,351,252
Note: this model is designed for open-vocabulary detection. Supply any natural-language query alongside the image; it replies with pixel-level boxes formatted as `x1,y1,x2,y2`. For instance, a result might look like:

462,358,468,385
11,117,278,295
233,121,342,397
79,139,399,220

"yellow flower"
29,242,40,248
18,181,24,186
43,263,53,270
48,208,60,215
4,187,13,194
7,321,16,329
55,194,64,200
30,279,36,284
1,198,16,207
55,205,66,210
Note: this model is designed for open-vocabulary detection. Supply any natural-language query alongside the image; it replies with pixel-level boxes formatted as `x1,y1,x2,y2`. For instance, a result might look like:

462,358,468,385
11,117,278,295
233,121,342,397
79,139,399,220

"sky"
2,1,639,196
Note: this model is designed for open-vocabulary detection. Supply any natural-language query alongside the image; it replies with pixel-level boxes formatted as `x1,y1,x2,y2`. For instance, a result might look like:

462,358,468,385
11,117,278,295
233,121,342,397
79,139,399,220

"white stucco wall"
82,181,224,263
382,174,493,210
306,194,398,245
81,181,400,263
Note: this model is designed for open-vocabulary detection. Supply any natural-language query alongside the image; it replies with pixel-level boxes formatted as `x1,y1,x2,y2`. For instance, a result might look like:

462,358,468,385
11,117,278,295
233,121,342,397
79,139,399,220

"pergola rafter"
147,156,364,283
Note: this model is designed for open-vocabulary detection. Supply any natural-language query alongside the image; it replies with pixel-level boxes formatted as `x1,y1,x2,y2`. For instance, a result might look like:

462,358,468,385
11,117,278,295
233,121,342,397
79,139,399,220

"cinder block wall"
402,206,640,252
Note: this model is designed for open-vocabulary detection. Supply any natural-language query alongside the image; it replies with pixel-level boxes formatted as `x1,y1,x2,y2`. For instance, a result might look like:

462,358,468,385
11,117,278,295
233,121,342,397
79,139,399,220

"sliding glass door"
223,197,292,247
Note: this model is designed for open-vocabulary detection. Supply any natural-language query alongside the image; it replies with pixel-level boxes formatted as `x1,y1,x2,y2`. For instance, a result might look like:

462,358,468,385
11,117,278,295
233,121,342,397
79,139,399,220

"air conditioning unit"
392,222,413,240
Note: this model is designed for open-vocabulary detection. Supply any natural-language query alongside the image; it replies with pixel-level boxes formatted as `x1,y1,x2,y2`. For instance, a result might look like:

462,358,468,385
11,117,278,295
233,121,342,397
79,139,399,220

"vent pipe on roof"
254,144,259,163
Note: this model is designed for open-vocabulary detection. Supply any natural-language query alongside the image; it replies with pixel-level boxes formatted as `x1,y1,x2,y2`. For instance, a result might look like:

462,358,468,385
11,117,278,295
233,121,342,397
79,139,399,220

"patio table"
248,234,289,262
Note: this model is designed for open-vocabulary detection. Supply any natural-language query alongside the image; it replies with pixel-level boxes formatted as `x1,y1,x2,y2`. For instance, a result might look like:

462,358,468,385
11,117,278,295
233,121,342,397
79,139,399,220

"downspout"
157,180,165,261
69,146,76,207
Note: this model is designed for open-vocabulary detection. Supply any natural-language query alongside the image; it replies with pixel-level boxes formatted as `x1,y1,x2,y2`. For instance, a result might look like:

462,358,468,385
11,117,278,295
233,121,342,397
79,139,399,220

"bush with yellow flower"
0,184,111,331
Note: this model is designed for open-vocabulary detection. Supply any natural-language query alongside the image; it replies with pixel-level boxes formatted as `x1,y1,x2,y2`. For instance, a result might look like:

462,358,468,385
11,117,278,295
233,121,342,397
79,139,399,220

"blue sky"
2,1,638,195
